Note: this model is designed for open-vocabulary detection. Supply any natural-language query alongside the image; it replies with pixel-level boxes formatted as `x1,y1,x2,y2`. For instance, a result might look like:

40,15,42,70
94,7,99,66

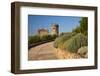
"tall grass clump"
63,33,87,53
54,33,76,49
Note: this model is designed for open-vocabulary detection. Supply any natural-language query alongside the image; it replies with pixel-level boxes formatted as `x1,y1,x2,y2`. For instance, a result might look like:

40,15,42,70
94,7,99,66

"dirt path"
28,41,58,60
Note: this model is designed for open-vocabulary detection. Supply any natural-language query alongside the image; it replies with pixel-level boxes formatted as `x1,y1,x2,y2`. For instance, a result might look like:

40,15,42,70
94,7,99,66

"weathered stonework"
38,28,49,36
51,24,59,36
37,24,59,36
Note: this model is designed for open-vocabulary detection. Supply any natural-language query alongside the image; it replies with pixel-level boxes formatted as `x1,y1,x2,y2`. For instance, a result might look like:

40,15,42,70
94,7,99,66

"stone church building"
38,28,49,36
38,24,59,36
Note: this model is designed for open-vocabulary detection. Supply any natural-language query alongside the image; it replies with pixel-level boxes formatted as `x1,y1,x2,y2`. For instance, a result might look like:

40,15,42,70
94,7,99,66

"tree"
80,17,88,35
72,17,88,36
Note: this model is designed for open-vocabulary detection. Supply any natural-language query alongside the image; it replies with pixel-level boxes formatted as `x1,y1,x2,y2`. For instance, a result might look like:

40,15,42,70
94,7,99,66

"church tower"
51,24,59,36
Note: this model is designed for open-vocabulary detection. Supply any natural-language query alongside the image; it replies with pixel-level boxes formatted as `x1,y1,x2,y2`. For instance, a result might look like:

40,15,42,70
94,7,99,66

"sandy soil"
28,41,58,60
28,41,82,60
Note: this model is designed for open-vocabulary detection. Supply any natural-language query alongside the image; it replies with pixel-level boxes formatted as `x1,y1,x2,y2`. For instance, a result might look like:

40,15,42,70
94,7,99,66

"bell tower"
51,24,59,36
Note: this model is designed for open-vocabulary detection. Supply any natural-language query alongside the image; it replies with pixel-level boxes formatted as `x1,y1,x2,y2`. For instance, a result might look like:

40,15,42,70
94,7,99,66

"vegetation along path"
28,41,58,60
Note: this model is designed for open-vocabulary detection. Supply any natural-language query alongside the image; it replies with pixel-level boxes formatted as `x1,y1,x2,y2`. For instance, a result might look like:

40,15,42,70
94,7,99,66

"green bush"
40,34,57,41
54,32,76,48
28,34,57,45
63,33,87,53
28,35,41,44
51,34,58,40
77,46,88,58
40,35,50,41
72,17,88,36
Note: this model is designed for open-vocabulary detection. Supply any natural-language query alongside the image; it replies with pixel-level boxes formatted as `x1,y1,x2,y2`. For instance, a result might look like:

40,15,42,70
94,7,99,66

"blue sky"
28,15,82,36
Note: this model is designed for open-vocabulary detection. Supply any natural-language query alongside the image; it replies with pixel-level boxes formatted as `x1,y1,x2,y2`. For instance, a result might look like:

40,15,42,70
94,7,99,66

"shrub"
72,17,88,36
77,46,88,58
40,35,50,41
28,35,41,44
28,34,57,45
51,34,58,40
40,34,57,41
63,33,87,53
54,32,76,48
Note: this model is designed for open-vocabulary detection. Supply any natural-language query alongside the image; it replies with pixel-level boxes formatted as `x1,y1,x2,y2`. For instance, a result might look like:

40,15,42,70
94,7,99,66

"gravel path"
28,41,58,60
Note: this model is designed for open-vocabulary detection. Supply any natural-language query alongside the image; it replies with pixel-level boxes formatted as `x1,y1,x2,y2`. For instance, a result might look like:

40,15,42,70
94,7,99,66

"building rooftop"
38,28,48,33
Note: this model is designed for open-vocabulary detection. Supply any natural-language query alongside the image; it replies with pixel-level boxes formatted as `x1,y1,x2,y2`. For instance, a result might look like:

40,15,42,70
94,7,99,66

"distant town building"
37,24,59,36
38,28,49,36
51,24,59,36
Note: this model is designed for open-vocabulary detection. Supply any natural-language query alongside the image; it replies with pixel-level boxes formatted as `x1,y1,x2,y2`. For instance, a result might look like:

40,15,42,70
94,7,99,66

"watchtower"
51,24,59,36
